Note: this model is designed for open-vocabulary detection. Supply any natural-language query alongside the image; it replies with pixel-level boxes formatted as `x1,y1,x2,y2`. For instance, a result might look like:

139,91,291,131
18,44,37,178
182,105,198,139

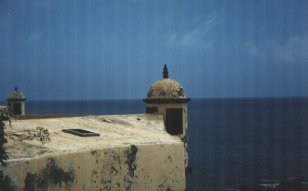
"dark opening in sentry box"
62,129,100,137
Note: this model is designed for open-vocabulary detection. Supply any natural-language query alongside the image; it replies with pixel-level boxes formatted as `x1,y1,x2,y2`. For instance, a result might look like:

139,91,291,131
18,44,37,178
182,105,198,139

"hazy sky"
1,0,308,100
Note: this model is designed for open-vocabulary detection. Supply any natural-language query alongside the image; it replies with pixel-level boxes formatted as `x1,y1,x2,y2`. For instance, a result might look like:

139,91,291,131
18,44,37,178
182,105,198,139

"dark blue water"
187,98,308,191
22,100,145,115
5,98,308,190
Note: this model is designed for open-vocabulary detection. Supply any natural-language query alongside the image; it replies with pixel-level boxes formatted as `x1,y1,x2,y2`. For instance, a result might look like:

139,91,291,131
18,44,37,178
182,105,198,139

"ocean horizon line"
1,96,308,104
21,96,308,102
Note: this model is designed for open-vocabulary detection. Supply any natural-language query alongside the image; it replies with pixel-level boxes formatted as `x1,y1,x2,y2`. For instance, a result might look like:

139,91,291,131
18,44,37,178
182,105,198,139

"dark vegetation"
0,109,9,166
32,127,50,144
0,110,16,190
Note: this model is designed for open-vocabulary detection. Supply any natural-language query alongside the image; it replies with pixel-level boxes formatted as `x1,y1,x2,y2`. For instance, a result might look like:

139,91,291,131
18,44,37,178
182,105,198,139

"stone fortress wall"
0,65,190,191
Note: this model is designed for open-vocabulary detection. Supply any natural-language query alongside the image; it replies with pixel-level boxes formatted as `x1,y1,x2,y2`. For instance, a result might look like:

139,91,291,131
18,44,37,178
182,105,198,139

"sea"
4,98,308,191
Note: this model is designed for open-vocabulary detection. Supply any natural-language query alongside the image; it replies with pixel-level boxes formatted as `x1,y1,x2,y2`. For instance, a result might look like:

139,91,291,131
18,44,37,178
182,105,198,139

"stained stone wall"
145,103,189,168
0,115,186,191
0,143,185,191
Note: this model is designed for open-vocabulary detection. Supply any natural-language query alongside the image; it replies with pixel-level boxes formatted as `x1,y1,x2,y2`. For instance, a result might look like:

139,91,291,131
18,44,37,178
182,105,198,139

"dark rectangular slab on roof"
62,129,100,137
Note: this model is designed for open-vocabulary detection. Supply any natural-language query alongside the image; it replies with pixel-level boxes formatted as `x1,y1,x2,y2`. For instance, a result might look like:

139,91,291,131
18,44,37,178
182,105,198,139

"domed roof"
7,87,26,100
145,65,188,100
147,78,186,99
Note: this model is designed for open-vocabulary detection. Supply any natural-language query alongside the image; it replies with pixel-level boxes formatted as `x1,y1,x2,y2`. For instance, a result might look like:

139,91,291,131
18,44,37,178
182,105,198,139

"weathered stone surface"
146,79,186,99
1,114,185,190
7,88,26,100
144,103,189,168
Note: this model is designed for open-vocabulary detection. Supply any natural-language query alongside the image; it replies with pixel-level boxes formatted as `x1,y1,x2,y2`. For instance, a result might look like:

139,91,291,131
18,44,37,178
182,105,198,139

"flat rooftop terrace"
1,114,185,191
4,114,182,159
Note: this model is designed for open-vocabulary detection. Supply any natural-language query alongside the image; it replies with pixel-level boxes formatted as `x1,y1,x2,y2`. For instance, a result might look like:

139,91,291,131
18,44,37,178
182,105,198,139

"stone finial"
15,86,18,91
163,64,169,79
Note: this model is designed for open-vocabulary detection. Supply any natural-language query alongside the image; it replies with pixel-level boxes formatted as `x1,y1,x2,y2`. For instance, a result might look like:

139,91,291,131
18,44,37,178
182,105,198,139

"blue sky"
0,0,308,100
